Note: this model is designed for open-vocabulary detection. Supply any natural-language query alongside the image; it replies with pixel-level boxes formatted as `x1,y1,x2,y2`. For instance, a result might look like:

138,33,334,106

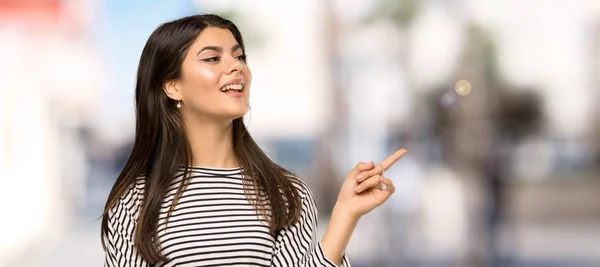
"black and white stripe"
103,166,351,267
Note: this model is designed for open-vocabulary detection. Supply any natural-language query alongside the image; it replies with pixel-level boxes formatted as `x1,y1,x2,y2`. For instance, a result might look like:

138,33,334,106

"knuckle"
368,177,380,186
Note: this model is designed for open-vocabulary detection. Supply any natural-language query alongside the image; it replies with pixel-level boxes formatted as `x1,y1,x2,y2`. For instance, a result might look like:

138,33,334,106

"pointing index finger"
377,148,407,171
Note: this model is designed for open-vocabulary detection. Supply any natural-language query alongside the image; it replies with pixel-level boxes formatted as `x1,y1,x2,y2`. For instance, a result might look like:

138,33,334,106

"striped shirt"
103,166,351,267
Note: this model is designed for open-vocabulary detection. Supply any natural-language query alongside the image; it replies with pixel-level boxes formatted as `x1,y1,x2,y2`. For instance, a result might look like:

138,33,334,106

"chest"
155,176,276,266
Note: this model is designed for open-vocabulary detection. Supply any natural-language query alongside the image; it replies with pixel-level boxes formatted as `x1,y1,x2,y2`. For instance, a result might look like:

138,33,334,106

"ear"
163,80,182,101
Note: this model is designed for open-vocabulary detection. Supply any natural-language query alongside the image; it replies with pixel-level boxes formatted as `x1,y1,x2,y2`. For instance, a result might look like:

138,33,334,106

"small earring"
176,100,182,109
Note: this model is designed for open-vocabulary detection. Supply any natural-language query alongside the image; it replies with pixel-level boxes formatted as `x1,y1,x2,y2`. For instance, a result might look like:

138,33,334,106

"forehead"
192,27,239,48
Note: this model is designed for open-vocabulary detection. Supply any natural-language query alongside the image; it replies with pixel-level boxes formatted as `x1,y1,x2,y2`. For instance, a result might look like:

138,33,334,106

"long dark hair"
100,14,302,264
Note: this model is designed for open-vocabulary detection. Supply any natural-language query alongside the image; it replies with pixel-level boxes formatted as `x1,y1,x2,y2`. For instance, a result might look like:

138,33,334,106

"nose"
226,55,243,74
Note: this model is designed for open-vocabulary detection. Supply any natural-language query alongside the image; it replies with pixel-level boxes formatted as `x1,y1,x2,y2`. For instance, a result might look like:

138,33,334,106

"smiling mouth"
220,83,244,92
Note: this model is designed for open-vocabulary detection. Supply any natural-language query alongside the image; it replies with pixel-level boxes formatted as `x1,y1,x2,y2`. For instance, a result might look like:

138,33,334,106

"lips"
223,89,244,99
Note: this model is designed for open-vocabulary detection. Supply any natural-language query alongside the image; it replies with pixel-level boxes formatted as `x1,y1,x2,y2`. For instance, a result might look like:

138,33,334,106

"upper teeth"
220,83,243,92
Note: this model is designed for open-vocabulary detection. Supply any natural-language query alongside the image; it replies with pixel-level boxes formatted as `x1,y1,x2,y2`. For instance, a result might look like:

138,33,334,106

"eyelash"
202,55,247,63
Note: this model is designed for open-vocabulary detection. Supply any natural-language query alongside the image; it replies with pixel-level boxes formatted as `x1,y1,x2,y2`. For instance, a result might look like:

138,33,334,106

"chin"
223,109,248,121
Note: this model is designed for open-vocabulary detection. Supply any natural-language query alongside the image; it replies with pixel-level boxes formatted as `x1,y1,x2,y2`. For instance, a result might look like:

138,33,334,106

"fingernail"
356,174,363,180
355,185,361,192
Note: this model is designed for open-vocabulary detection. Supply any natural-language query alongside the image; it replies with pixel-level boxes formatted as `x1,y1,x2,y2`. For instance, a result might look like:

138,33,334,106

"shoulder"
284,172,317,203
108,176,146,219
125,176,146,203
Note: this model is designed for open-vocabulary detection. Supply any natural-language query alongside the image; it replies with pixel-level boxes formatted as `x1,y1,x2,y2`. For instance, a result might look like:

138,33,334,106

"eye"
201,57,220,63
236,54,247,63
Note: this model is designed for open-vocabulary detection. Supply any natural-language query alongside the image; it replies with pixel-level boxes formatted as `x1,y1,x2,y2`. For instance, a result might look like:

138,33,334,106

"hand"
334,149,407,220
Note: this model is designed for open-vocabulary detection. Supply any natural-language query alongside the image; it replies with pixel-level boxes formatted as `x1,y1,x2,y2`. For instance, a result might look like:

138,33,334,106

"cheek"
181,64,221,104
244,67,252,87
194,66,221,88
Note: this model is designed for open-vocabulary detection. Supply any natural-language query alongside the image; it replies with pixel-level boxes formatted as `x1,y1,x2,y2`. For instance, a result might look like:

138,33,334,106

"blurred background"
1,0,600,266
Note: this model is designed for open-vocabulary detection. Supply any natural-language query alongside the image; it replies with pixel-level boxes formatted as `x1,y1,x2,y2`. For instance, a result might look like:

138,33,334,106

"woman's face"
168,26,251,122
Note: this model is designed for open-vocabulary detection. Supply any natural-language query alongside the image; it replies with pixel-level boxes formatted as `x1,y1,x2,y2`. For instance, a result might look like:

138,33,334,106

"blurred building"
0,1,64,265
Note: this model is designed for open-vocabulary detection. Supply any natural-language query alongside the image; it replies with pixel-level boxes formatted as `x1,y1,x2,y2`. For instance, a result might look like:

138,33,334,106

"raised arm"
320,148,407,264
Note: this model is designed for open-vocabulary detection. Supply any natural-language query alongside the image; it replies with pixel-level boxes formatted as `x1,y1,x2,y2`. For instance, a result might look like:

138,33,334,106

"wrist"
332,202,360,224
321,203,359,264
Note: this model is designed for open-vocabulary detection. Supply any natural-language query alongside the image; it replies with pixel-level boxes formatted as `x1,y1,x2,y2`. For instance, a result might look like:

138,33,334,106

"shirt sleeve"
103,185,151,267
271,181,351,267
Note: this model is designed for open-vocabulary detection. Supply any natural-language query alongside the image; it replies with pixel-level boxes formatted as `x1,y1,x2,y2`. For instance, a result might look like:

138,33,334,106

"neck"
183,116,238,168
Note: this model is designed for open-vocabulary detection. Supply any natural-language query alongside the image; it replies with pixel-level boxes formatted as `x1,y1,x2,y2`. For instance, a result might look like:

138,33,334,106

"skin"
163,26,408,265
321,148,407,264
164,27,251,168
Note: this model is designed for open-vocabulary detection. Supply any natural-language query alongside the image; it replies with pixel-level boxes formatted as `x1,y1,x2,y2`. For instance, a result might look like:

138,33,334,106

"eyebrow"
197,44,242,56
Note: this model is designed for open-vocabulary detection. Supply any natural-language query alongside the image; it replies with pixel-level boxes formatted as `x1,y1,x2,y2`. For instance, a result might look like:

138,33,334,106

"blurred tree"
362,0,427,166
190,1,267,49
363,0,423,101
364,0,422,27
426,24,544,162
310,0,345,217
359,0,424,264
592,20,600,170
424,23,543,267
210,9,267,49
313,0,424,216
